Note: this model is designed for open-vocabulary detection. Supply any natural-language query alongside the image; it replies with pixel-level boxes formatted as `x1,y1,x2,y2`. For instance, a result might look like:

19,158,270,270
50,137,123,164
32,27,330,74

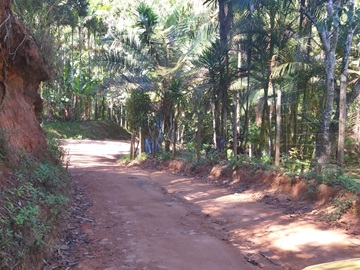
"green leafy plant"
228,154,251,170
157,150,171,161
136,152,148,161
118,154,131,165
0,146,71,269
323,194,357,221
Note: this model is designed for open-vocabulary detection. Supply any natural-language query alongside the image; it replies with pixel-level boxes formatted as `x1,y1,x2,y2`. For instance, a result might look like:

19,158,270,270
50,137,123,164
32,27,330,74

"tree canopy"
16,0,360,167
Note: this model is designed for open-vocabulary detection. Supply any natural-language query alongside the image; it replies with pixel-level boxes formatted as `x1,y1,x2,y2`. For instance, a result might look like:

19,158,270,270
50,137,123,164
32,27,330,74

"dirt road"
60,140,360,270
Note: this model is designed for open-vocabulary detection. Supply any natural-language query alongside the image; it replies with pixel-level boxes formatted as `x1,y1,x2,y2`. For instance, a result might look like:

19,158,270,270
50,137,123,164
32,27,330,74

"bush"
157,150,171,161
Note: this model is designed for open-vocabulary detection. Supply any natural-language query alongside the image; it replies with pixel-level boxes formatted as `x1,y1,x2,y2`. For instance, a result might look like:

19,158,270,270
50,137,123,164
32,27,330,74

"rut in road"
60,140,360,270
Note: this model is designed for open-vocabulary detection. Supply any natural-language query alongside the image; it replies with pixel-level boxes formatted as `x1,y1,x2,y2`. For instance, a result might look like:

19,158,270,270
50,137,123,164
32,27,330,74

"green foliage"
0,152,71,269
281,150,311,174
324,175,360,193
125,91,152,132
43,121,131,140
136,3,159,46
136,152,148,161
304,182,318,200
323,194,357,221
157,150,172,161
204,149,218,164
226,153,275,172
299,164,360,193
46,134,66,161
297,165,360,218
118,154,132,165
228,154,252,170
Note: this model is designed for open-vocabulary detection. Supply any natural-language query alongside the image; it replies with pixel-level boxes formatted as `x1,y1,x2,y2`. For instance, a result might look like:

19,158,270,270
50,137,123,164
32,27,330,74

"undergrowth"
322,194,357,222
124,143,359,220
193,153,359,220
300,164,360,194
43,120,130,140
0,137,71,269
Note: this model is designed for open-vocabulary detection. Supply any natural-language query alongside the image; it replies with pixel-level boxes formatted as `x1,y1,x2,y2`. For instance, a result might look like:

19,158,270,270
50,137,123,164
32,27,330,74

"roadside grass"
43,121,130,140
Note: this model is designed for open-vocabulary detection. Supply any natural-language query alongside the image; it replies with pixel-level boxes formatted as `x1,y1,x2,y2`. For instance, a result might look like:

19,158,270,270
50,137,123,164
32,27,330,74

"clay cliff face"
0,0,50,157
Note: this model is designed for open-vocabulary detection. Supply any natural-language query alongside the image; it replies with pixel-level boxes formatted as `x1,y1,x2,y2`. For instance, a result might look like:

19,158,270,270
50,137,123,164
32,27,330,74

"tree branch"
299,4,330,53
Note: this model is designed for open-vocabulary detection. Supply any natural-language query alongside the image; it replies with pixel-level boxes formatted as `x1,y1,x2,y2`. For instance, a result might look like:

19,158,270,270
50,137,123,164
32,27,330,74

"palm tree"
101,1,216,156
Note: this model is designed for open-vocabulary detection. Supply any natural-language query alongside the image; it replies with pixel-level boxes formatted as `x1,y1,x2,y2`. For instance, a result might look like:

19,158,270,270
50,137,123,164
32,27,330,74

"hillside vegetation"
44,121,131,140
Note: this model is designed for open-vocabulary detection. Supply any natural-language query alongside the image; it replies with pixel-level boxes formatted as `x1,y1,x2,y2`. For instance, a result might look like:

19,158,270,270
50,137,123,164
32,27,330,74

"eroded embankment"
137,159,360,223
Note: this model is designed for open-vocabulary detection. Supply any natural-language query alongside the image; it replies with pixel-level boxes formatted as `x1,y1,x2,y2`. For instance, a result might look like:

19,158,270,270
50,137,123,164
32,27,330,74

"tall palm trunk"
218,0,233,144
260,14,275,156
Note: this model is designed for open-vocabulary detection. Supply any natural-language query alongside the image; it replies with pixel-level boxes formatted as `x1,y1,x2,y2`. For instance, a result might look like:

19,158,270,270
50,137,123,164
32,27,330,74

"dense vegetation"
15,0,360,169
0,136,71,269
2,1,360,268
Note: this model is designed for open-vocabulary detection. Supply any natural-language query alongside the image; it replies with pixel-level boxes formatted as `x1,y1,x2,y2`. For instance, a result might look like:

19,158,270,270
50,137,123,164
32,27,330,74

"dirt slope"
0,1,49,158
55,140,360,270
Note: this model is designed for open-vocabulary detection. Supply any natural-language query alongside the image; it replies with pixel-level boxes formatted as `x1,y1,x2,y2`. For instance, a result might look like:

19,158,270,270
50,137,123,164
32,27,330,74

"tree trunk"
196,109,202,161
120,103,124,126
101,96,106,119
337,0,356,165
232,98,238,156
315,49,337,163
353,95,360,143
211,98,219,147
152,122,157,158
243,2,254,154
275,90,281,166
218,0,233,146
313,0,341,164
94,96,98,120
130,131,136,160
139,127,144,155
337,75,346,164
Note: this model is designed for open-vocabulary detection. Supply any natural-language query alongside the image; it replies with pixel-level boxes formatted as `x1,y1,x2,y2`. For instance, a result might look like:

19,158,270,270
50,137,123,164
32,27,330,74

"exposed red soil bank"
139,159,360,219
0,0,49,158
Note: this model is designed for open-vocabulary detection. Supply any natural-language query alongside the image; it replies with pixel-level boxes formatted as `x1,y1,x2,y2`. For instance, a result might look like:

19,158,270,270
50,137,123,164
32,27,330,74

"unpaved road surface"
61,140,360,270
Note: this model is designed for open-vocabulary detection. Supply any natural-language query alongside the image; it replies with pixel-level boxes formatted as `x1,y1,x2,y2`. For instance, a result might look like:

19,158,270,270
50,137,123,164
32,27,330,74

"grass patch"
43,120,130,140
